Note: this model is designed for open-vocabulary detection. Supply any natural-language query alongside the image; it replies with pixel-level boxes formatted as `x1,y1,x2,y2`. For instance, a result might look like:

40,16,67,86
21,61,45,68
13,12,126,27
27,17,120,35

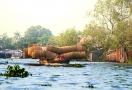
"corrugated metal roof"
6,50,21,54
0,50,21,54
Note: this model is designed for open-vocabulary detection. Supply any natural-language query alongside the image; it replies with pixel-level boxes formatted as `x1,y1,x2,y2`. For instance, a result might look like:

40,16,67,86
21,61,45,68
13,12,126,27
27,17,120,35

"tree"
82,22,109,51
37,34,51,46
87,0,132,50
24,25,53,46
90,0,132,34
55,28,80,47
0,33,14,49
114,20,132,50
83,0,132,61
13,31,21,42
13,31,22,50
47,36,56,45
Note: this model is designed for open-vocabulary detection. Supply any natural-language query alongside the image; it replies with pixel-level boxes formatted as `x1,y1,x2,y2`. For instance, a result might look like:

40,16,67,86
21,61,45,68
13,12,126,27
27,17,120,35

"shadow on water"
0,59,132,90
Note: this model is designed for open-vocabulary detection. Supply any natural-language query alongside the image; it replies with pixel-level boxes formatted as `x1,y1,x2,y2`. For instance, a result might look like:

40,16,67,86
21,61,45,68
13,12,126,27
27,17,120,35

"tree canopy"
24,25,53,46
55,28,80,47
0,33,14,49
84,0,132,51
0,25,53,50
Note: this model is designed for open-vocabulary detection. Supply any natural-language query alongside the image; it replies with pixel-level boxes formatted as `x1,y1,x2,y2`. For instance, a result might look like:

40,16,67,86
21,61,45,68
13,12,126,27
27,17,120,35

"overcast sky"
0,0,97,37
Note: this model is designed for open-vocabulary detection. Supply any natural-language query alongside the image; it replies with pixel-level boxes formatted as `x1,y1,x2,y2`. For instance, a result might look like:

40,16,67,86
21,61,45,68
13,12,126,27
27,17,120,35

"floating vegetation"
5,61,8,64
63,64,85,68
0,65,32,78
40,84,52,86
82,84,94,88
52,74,60,76
88,84,94,88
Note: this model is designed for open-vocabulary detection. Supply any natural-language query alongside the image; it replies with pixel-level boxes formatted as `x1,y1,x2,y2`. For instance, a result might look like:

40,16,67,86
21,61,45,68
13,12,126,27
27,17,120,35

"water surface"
0,59,132,90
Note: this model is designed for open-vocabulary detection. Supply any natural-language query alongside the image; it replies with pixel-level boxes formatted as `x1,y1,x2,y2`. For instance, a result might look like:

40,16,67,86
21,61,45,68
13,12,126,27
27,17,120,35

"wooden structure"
89,49,104,62
106,48,127,63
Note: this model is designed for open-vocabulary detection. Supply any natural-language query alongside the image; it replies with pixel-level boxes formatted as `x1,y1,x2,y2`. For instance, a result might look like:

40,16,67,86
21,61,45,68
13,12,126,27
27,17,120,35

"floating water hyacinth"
63,64,85,68
0,65,32,78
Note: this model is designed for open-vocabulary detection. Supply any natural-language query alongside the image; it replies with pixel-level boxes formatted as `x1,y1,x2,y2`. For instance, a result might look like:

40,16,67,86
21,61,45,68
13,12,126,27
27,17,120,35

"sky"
0,0,97,37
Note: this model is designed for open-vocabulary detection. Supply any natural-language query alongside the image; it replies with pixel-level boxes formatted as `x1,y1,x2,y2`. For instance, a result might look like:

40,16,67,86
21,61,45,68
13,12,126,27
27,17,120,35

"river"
0,59,132,90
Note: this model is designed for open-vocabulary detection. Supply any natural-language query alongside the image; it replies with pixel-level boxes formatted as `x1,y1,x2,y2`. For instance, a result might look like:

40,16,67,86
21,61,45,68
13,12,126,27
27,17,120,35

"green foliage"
82,23,110,51
114,21,132,48
13,31,21,43
0,65,32,78
64,64,85,68
37,34,51,46
0,25,53,50
86,0,132,51
12,31,22,50
40,84,52,86
0,33,15,49
83,0,132,62
55,28,80,46
24,25,53,46
126,57,132,64
91,0,132,33
47,36,56,45
82,84,94,88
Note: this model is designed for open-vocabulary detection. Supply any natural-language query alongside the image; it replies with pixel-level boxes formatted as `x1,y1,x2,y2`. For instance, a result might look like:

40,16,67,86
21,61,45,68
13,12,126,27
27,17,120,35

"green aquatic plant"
64,64,85,68
88,84,94,88
0,65,32,78
40,84,52,86
52,74,60,76
82,84,94,88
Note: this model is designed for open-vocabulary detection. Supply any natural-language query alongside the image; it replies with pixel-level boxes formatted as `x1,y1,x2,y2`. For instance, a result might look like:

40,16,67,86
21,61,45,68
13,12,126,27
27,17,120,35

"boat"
47,59,70,64
39,55,70,65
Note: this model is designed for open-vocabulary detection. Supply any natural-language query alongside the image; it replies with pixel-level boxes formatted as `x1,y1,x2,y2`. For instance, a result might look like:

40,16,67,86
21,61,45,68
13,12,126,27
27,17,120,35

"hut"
106,48,127,63
89,49,104,62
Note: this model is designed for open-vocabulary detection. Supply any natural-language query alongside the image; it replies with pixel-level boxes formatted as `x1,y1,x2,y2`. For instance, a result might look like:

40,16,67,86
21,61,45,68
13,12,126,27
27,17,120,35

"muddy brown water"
0,59,132,90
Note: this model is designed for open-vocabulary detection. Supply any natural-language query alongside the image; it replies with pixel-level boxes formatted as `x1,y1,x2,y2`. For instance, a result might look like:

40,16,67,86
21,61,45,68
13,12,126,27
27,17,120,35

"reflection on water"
0,59,132,90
